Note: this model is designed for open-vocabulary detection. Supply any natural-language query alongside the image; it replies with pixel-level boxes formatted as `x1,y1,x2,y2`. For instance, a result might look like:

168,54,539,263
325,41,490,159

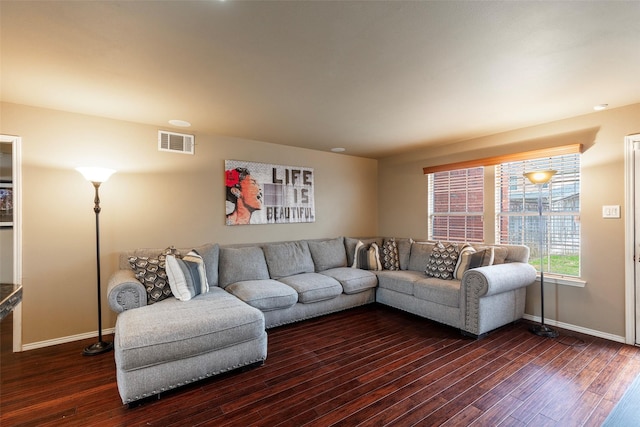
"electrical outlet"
602,205,621,218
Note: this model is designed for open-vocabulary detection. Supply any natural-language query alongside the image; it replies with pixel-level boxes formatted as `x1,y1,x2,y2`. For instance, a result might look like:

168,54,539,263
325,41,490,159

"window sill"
539,274,586,288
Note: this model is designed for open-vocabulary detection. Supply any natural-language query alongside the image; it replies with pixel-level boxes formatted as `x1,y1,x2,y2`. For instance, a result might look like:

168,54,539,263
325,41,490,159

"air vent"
158,130,195,154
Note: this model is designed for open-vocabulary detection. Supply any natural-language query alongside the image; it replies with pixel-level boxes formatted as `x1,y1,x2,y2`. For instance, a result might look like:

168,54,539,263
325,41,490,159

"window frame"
423,144,585,286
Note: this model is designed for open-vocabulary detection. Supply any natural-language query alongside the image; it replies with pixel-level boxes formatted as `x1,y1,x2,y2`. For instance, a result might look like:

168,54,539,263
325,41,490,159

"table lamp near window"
76,166,116,355
523,170,559,338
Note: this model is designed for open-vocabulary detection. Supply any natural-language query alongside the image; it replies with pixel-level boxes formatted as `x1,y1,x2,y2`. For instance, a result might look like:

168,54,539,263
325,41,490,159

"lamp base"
83,340,113,356
530,324,559,338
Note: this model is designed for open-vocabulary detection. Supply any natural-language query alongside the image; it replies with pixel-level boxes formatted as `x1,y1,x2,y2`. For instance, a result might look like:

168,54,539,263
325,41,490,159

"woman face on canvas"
238,174,263,211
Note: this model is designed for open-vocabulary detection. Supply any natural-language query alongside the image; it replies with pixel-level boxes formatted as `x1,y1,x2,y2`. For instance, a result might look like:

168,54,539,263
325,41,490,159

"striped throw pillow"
352,240,382,271
166,250,209,301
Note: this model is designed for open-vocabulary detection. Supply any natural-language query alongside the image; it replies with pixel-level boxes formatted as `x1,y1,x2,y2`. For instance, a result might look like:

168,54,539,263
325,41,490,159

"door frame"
624,133,640,345
1,134,22,352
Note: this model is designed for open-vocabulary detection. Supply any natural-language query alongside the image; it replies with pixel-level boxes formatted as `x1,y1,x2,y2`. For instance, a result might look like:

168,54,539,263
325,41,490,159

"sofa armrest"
462,262,537,299
107,269,147,313
460,262,537,336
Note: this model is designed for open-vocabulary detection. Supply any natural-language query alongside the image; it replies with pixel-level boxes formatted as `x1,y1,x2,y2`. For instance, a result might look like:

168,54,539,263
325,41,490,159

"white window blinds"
495,153,580,276
428,167,484,243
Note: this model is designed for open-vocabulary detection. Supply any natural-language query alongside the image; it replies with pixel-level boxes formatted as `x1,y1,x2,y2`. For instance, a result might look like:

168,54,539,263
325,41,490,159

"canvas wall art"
225,160,315,225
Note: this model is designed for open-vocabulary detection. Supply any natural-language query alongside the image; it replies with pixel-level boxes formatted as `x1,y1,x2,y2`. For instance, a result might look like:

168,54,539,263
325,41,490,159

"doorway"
625,133,640,345
0,134,21,352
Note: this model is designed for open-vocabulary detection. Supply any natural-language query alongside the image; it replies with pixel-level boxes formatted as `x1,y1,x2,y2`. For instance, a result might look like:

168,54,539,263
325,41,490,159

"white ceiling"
2,1,639,158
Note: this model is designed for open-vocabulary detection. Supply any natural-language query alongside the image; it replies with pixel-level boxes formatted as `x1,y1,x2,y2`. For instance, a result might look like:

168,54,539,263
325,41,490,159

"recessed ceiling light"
593,104,608,111
168,119,191,127
331,147,346,153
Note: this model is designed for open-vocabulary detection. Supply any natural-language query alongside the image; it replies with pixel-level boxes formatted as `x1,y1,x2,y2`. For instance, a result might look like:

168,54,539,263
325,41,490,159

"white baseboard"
21,328,116,352
522,314,626,344
19,317,628,351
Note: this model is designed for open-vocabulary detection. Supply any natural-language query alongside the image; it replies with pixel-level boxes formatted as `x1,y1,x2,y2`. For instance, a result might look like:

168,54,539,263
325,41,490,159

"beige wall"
379,102,640,338
4,100,639,346
1,102,378,345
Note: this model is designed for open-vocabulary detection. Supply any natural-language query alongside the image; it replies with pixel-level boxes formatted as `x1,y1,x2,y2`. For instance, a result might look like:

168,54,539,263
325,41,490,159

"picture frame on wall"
0,182,13,227
225,160,315,226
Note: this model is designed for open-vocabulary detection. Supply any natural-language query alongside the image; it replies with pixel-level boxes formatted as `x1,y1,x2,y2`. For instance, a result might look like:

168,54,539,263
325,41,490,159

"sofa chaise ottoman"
114,286,266,404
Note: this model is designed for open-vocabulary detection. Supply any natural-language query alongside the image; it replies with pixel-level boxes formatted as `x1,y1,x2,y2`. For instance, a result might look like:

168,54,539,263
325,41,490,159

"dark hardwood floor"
2,304,640,426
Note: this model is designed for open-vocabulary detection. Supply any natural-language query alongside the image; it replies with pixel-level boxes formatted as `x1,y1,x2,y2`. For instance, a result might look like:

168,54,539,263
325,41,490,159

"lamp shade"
76,167,116,183
523,170,556,185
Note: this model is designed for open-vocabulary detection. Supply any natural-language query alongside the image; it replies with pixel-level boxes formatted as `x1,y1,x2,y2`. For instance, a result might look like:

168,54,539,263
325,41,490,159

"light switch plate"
602,205,621,218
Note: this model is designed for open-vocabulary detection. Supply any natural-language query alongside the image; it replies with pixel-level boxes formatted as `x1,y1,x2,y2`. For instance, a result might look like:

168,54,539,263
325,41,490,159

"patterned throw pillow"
166,250,209,301
352,240,382,271
381,238,400,270
128,247,181,304
425,242,460,280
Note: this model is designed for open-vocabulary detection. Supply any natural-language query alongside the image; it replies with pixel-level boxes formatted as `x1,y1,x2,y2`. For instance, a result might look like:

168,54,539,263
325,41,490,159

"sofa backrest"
262,241,315,279
307,237,348,272
218,246,270,288
118,237,530,292
406,240,530,272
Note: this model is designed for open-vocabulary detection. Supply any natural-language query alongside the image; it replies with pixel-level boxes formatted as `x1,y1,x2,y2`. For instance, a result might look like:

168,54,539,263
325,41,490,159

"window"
428,167,484,243
495,153,580,276
424,144,582,279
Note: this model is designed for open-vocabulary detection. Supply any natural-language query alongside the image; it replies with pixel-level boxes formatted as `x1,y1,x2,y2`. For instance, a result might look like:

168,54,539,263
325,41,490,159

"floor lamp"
523,170,559,338
77,167,116,355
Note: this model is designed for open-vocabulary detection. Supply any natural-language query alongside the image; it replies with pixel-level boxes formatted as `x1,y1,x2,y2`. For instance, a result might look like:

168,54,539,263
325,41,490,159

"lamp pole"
524,170,559,338
77,167,116,355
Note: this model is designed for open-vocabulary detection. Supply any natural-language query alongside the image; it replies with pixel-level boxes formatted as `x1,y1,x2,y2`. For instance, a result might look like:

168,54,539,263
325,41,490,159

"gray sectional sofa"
107,236,536,404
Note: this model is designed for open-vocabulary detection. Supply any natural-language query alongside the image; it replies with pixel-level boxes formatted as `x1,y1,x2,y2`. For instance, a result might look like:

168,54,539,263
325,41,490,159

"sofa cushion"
219,246,270,288
413,277,460,308
226,279,298,311
321,267,378,294
407,242,435,272
396,237,413,270
308,237,347,272
376,270,423,295
381,239,400,271
128,246,181,304
115,287,265,371
425,242,460,280
194,243,219,287
352,241,382,271
493,247,508,264
263,241,315,279
278,273,342,303
165,250,209,301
